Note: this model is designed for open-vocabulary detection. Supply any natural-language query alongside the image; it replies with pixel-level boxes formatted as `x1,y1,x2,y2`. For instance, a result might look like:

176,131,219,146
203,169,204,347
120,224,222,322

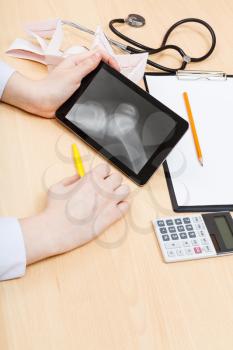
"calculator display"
214,216,233,249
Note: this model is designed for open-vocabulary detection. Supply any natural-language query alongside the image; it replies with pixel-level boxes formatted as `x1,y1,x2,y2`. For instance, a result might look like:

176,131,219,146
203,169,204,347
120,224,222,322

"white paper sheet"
145,75,233,207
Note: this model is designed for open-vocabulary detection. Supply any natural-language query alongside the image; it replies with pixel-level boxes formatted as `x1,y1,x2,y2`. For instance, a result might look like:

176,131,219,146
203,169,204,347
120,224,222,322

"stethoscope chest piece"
125,14,146,27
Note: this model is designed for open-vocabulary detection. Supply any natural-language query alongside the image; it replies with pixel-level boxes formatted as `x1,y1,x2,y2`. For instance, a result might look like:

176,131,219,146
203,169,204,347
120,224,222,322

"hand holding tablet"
56,62,188,185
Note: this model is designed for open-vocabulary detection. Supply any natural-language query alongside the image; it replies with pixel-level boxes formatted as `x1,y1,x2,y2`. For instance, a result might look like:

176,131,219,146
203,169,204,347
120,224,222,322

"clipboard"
144,70,233,212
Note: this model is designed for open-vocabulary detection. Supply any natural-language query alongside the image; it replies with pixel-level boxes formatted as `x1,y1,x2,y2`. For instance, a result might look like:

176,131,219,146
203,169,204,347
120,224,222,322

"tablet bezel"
56,62,188,185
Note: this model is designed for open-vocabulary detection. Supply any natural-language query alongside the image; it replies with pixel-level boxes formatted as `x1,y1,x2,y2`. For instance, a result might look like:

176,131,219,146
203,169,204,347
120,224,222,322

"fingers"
117,201,129,215
104,172,123,190
91,163,111,179
74,52,102,81
72,49,99,65
73,48,119,82
55,47,119,74
48,173,80,196
107,55,120,71
93,47,120,71
91,164,129,201
111,200,129,221
114,184,130,202
61,174,80,186
55,164,112,191
73,47,119,71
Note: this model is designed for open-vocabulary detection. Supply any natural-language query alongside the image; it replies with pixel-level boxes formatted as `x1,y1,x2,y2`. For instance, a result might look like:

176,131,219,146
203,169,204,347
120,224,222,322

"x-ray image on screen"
66,69,176,174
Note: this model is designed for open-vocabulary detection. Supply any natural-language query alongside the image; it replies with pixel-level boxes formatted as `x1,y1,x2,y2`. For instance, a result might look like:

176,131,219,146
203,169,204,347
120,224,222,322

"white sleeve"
0,61,15,99
0,218,26,281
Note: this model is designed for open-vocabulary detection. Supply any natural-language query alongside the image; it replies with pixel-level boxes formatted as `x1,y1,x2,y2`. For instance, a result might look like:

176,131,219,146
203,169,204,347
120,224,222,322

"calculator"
152,212,233,262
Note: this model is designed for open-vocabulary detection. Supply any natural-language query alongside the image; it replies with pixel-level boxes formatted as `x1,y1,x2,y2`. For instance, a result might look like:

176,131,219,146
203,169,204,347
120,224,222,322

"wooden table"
1,0,233,349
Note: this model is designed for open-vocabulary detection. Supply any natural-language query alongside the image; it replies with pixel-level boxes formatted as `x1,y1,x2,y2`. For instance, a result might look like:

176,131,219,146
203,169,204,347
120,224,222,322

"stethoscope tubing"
109,17,217,72
62,16,216,73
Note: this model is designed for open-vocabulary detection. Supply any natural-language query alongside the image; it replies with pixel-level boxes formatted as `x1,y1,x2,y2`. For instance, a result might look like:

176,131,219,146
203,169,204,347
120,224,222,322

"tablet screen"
66,68,176,174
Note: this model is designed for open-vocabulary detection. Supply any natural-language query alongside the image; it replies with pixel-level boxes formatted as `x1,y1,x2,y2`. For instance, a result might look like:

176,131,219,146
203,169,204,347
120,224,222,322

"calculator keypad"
160,227,167,234
168,226,176,233
166,220,173,226
162,234,170,241
183,217,191,224
176,249,184,256
157,220,165,227
153,215,216,262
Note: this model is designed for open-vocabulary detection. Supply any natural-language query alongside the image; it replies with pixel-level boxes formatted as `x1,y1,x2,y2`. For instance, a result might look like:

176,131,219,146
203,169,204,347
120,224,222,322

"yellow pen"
72,143,85,177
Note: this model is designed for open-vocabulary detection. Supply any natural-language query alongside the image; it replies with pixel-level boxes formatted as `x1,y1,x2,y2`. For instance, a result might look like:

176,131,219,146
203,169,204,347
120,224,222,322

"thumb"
73,53,101,82
48,173,80,199
61,173,80,186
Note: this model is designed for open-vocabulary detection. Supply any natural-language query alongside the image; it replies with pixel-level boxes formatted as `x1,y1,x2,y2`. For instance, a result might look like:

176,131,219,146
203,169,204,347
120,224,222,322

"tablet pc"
56,62,188,185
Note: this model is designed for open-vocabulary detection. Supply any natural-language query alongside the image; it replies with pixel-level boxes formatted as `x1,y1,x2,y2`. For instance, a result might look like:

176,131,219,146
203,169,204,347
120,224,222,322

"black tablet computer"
56,62,188,185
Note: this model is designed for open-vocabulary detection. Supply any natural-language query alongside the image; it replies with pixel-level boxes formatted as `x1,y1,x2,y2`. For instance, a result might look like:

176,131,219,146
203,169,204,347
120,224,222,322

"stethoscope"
62,14,216,73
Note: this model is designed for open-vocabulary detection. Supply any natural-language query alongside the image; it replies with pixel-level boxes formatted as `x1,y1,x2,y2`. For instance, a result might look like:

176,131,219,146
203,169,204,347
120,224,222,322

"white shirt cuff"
0,61,16,99
0,218,26,281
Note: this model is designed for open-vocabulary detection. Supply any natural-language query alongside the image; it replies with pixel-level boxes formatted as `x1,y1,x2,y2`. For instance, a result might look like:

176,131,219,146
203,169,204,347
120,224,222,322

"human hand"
2,48,119,118
19,164,130,265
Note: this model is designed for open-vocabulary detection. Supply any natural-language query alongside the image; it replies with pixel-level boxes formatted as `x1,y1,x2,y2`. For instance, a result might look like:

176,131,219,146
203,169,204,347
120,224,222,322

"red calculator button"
194,246,202,254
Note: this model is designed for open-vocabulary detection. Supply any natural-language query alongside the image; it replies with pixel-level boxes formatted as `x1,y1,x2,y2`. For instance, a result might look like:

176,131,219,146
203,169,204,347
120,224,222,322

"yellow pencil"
72,143,85,177
183,92,203,166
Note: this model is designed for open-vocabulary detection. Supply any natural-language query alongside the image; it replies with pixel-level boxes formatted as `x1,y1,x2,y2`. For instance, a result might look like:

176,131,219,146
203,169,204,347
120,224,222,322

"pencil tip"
199,158,204,166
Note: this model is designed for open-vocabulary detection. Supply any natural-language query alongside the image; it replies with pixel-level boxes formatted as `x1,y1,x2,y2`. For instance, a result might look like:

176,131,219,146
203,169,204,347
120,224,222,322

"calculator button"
200,237,209,245
197,230,205,237
192,217,201,223
183,240,190,247
195,223,204,230
191,239,199,246
203,245,213,253
185,247,193,255
167,249,176,257
157,220,165,227
179,232,188,239
177,225,185,232
165,242,181,249
160,227,167,234
188,231,196,238
176,248,184,256
162,234,170,241
171,234,179,240
175,218,182,225
185,224,193,231
194,246,202,254
183,217,191,224
168,226,176,233
166,219,173,226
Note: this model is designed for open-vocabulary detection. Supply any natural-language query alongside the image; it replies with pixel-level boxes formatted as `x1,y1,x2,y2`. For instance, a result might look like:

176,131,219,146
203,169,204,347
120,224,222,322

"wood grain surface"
1,0,233,349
